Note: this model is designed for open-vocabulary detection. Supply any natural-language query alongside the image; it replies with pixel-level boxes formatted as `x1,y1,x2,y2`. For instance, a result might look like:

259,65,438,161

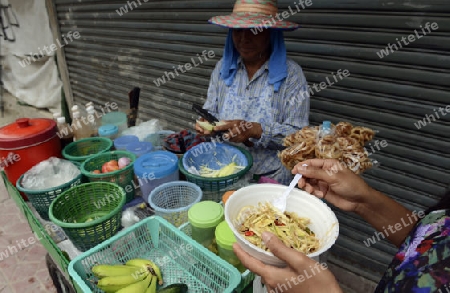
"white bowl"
225,184,339,267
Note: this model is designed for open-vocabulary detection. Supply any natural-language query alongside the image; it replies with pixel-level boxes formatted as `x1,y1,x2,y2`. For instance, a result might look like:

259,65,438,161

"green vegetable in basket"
199,162,245,178
157,283,188,293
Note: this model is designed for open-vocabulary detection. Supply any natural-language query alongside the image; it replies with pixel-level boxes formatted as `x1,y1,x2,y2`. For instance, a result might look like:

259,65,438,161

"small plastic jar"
98,125,119,140
126,141,153,157
114,135,139,150
215,221,246,273
188,201,224,253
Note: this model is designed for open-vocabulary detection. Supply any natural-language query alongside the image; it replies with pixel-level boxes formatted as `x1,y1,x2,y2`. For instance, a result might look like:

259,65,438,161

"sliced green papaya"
196,120,226,131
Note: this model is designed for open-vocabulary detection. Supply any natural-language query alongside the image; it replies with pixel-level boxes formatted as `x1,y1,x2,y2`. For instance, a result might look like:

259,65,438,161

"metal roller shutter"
52,0,450,284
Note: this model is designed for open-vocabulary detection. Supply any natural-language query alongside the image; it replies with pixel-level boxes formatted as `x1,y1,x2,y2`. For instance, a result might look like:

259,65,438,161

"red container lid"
0,118,58,149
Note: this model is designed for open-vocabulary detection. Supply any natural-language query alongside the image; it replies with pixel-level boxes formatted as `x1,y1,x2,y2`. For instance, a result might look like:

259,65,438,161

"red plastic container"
0,118,62,199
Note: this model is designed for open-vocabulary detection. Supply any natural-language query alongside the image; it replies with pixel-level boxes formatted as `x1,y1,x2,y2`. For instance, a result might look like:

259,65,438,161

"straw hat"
209,0,300,30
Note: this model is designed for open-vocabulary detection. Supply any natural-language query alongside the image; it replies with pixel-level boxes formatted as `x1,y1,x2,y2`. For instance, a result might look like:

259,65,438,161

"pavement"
0,91,56,292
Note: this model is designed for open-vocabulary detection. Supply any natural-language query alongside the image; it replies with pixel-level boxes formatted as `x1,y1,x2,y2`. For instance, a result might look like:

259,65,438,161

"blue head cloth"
219,29,287,92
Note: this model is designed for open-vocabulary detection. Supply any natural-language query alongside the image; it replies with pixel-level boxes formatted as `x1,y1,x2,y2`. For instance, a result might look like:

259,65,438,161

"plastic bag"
21,157,80,190
120,119,163,141
183,142,248,175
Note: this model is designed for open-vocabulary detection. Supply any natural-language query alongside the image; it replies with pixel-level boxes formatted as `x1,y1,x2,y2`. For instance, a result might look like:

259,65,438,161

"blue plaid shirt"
204,57,310,184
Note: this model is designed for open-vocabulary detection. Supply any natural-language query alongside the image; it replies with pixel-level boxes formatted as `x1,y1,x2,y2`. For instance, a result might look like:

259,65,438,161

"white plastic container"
225,184,339,267
133,151,179,201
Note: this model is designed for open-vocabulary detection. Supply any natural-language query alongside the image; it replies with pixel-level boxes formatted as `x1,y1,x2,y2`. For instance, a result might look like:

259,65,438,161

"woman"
234,159,450,292
195,0,310,185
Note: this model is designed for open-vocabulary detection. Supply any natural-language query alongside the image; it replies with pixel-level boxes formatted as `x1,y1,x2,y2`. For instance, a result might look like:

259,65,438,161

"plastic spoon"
273,164,307,213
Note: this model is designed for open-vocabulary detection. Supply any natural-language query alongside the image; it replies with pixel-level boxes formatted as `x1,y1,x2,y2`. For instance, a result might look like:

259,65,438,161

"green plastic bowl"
80,151,137,203
62,137,113,163
49,182,126,251
178,145,253,202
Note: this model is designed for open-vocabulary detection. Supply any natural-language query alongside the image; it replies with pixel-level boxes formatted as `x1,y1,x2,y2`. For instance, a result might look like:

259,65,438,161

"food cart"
3,132,255,293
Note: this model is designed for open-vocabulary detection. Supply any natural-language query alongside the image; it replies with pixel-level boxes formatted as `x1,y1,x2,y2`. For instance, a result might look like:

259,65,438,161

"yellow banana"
145,275,158,293
126,258,164,285
95,283,128,293
116,272,153,293
92,264,144,278
97,271,148,292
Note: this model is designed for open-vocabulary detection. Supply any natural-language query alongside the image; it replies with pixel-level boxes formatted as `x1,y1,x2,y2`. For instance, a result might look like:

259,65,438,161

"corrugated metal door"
53,0,450,283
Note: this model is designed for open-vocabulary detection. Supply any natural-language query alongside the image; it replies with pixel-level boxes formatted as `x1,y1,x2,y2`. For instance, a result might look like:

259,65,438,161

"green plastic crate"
2,172,74,286
68,216,242,293
179,222,255,292
80,150,137,203
49,182,126,251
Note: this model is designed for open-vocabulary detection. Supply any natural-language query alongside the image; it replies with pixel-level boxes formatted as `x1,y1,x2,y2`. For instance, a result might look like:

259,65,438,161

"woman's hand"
213,120,262,144
292,159,373,213
195,117,213,136
234,232,342,293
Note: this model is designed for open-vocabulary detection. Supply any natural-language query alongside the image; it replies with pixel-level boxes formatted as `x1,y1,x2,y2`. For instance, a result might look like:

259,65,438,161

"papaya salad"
236,202,319,254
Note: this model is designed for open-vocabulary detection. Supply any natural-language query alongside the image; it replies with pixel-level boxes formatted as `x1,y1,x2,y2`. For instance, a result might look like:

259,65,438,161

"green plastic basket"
178,145,253,202
62,137,113,163
179,222,254,292
80,151,137,203
49,182,126,251
68,216,242,293
16,171,83,221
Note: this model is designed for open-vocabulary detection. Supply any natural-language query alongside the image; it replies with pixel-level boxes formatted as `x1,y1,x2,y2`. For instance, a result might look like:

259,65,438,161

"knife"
127,87,140,127
192,104,220,125
192,104,254,147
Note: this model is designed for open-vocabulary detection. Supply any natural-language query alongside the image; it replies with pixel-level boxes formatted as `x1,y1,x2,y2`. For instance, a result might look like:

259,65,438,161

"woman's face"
232,28,271,62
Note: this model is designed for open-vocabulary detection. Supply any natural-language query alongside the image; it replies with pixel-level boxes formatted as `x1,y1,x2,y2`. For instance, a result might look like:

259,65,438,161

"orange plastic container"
0,118,62,199
222,190,235,205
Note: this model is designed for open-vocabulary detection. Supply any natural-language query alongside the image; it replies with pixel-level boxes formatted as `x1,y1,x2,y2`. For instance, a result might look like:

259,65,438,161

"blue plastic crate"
68,216,241,292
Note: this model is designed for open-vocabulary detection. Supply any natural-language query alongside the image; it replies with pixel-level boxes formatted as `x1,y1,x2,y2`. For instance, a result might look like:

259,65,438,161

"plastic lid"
215,220,237,250
134,151,178,179
126,141,153,156
102,112,127,126
56,117,66,124
0,118,58,149
222,191,235,205
188,201,224,229
114,135,140,149
322,121,331,130
98,125,119,136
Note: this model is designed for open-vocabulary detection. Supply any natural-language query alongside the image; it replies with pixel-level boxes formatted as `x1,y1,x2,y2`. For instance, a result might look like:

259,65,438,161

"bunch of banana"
92,258,163,293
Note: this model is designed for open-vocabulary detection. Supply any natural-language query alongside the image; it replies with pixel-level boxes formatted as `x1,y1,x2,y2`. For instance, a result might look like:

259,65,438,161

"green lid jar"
188,201,224,253
215,221,246,272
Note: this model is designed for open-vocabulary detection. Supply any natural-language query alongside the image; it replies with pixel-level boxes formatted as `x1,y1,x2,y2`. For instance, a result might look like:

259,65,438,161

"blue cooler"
126,141,153,157
114,135,139,150
134,151,179,202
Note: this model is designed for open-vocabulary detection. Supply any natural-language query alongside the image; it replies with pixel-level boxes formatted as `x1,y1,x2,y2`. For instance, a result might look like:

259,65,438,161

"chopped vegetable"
236,202,319,254
118,157,131,169
198,162,245,178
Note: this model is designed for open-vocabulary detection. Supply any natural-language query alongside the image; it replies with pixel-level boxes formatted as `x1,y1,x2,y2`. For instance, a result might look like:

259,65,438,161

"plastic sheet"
21,157,80,190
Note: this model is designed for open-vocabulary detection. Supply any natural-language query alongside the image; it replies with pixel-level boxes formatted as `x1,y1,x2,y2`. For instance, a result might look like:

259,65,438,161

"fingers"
233,243,271,277
261,232,309,268
213,121,234,132
293,163,336,183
